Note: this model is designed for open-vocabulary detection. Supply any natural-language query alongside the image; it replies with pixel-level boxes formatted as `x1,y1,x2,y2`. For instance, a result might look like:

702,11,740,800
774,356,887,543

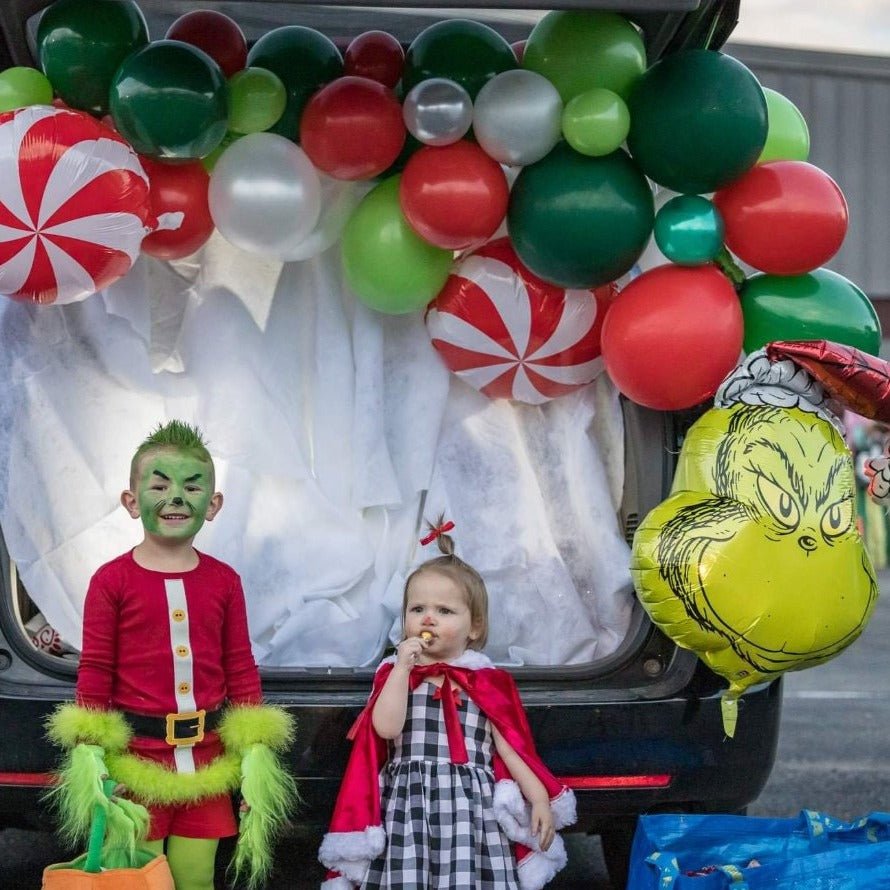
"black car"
0,1,779,886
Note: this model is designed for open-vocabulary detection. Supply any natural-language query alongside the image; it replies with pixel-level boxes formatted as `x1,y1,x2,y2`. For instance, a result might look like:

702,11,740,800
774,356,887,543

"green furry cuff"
46,704,131,753
218,704,294,755
104,751,242,806
232,744,299,890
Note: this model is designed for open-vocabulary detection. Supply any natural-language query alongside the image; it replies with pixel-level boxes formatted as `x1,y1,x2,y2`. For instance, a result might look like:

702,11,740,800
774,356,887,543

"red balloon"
140,158,213,260
299,76,405,180
714,160,848,275
166,10,247,78
399,141,509,250
344,30,404,88
511,40,526,63
601,264,743,410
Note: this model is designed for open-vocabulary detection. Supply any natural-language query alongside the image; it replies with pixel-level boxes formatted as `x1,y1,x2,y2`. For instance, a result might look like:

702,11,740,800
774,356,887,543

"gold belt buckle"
165,709,206,747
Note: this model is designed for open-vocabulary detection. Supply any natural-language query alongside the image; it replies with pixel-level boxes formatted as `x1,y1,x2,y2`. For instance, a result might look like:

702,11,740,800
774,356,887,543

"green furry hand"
231,743,299,889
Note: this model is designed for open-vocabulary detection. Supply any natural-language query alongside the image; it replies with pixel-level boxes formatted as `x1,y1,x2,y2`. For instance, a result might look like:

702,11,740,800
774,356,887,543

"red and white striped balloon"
427,238,618,403
0,105,154,304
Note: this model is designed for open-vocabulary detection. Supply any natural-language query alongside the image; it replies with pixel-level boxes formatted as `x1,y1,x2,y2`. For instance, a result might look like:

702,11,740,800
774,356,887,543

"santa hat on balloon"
716,339,890,504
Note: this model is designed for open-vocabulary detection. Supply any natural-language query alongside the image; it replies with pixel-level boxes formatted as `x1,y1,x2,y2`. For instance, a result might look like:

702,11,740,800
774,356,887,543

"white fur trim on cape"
377,649,495,671
318,825,385,883
494,780,577,843
516,834,568,890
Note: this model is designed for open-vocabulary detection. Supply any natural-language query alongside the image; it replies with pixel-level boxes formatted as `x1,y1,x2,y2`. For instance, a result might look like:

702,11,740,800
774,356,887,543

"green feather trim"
230,744,299,889
104,751,242,805
218,704,295,754
44,744,109,846
46,705,131,753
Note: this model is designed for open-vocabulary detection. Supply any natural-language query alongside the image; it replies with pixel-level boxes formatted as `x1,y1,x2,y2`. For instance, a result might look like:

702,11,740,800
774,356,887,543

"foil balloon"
473,69,562,167
631,349,878,737
426,237,618,403
0,106,158,304
765,340,890,423
402,78,473,147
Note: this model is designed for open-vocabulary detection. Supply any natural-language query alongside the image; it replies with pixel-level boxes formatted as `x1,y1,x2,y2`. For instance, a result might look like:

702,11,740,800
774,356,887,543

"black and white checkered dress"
361,681,520,889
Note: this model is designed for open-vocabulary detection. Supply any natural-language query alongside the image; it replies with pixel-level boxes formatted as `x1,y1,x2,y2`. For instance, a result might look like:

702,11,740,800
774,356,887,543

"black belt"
123,707,223,747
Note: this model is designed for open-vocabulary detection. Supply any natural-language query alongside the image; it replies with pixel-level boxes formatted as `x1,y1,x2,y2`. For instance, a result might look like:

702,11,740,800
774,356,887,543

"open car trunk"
0,0,739,674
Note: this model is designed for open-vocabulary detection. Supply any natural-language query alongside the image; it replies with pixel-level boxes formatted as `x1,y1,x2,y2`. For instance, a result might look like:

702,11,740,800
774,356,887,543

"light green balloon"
0,67,53,111
561,88,629,157
228,66,287,134
202,131,242,173
758,87,810,163
342,176,453,314
523,11,646,103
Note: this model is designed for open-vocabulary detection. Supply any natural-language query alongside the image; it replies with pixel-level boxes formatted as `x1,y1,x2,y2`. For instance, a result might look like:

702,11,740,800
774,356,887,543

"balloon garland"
0,0,875,409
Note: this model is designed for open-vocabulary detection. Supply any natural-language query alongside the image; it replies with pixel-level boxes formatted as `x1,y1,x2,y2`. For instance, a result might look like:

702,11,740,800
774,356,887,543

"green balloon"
654,195,724,266
247,27,343,141
628,49,767,194
523,11,646,103
507,143,654,288
403,20,516,101
109,40,228,160
342,177,453,314
758,87,810,163
561,88,630,157
37,0,148,115
741,268,881,355
228,67,286,134
0,67,53,111
201,131,241,173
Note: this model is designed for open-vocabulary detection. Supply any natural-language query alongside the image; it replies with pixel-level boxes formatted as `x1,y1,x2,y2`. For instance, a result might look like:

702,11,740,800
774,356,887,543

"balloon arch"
0,0,878,408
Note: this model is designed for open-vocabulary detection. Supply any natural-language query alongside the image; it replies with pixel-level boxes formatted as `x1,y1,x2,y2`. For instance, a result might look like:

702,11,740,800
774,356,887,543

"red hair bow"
419,520,455,546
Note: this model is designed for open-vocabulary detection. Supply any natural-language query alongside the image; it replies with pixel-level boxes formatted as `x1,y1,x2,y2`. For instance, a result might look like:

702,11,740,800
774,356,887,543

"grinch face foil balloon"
631,350,877,736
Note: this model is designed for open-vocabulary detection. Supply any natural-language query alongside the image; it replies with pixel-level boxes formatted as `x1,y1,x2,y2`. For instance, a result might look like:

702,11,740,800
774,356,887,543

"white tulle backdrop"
0,232,633,667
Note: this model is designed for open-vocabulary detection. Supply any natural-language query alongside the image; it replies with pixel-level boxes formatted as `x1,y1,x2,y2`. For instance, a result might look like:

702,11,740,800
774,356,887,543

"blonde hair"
402,521,489,650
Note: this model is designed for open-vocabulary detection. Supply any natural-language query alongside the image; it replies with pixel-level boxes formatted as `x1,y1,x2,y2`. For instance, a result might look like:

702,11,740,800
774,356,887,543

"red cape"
319,656,576,889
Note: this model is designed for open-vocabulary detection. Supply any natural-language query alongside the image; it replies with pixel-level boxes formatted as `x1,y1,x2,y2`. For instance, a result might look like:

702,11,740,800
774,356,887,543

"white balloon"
208,132,322,260
473,70,563,167
402,78,473,146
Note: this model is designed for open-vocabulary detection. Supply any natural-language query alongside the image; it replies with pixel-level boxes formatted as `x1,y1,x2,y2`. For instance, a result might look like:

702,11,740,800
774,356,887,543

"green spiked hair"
129,420,214,488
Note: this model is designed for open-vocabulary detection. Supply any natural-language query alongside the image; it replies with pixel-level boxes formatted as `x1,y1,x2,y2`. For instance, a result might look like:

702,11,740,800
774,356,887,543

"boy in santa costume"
46,420,295,889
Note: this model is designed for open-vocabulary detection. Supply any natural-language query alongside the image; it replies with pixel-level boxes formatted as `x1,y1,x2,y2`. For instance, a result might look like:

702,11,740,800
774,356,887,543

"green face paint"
134,450,215,541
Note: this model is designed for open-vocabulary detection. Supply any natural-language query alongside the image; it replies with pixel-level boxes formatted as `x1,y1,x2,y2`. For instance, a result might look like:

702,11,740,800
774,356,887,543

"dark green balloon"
403,19,516,101
507,143,654,288
628,49,767,194
247,26,343,141
741,268,881,356
37,0,148,115
109,40,228,160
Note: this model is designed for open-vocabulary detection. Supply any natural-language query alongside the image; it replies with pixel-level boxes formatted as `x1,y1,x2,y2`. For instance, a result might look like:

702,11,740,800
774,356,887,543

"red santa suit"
318,650,576,890
77,549,262,776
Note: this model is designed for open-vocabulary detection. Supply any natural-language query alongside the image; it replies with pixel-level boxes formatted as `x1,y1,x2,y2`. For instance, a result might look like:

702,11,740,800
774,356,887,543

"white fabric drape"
0,233,633,667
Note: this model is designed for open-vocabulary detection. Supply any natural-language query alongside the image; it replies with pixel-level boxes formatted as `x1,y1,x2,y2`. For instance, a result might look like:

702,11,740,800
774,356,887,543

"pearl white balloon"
402,78,473,146
473,69,563,167
208,132,322,260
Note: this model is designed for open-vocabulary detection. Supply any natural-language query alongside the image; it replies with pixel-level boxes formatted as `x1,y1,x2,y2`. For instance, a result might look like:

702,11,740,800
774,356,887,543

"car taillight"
0,772,55,786
559,774,672,789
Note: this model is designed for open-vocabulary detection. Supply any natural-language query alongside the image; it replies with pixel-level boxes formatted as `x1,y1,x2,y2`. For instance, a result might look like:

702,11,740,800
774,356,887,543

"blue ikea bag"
626,810,890,890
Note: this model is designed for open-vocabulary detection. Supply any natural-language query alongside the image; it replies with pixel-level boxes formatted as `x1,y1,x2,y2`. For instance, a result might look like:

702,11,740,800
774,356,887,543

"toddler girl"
319,521,576,889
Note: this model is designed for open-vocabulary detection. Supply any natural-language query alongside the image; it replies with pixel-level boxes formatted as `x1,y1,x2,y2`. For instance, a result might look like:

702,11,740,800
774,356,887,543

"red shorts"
145,793,238,841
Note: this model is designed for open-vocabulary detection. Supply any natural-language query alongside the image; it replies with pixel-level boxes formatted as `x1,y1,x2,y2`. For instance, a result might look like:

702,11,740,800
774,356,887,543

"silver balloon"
208,132,322,260
402,78,473,146
473,70,563,167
